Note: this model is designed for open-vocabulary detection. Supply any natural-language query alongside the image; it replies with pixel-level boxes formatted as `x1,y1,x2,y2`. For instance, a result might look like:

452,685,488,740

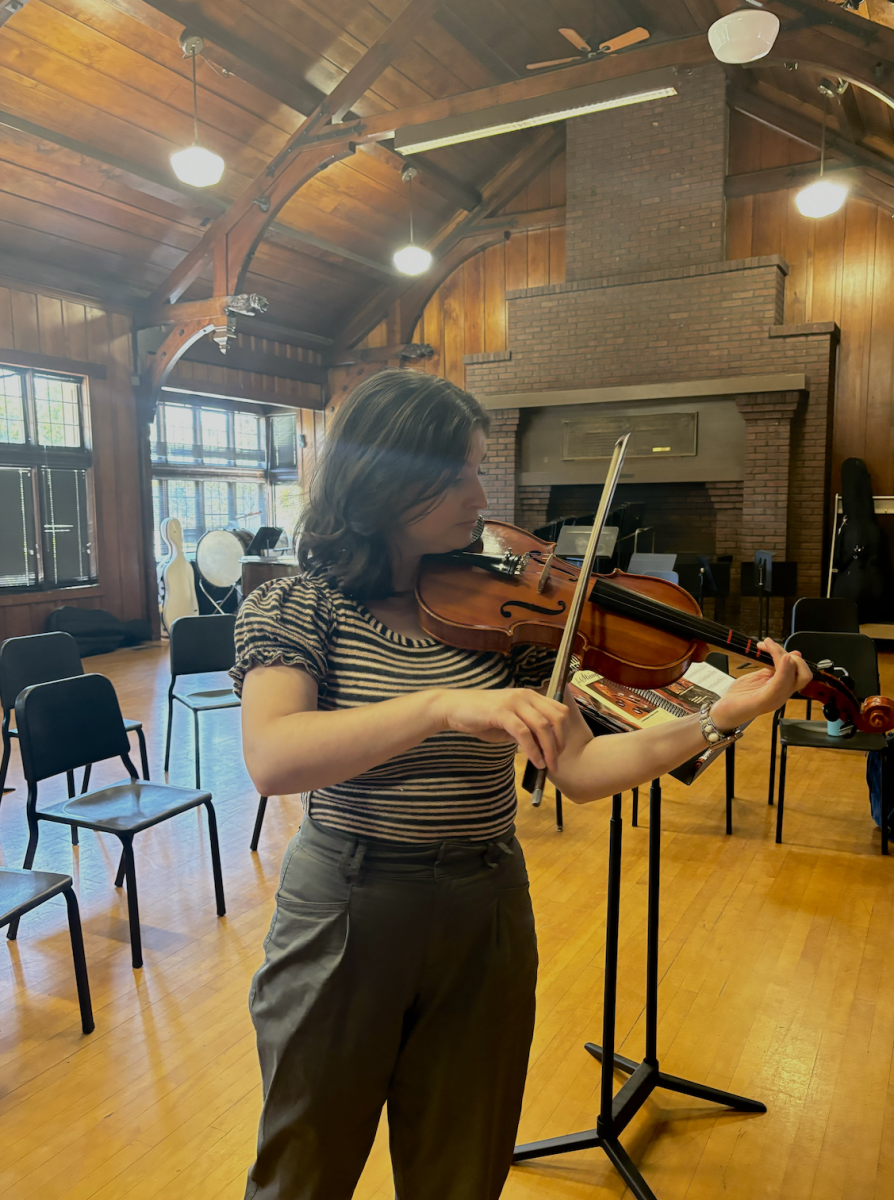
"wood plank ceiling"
0,0,892,346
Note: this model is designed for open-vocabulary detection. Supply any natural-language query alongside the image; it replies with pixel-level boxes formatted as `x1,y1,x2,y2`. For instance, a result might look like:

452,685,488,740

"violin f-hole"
500,599,567,618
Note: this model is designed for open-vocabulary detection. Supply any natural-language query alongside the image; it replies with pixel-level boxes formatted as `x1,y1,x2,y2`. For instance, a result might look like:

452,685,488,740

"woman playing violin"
233,369,812,1200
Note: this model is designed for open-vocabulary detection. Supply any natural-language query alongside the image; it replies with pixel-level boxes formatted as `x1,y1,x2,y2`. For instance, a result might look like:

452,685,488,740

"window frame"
0,364,97,596
150,392,300,562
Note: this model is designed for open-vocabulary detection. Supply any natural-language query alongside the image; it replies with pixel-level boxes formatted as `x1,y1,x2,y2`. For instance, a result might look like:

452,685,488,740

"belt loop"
339,838,366,884
483,840,514,869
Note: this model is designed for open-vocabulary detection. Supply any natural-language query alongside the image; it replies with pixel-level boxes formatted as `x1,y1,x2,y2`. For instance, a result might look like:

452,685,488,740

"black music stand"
514,776,765,1199
740,555,798,641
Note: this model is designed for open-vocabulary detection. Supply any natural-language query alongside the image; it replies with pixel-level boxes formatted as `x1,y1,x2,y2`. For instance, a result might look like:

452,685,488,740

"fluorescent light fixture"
394,68,678,155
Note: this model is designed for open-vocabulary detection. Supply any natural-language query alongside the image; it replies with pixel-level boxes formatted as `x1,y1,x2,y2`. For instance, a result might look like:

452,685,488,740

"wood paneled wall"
359,156,566,385
727,111,894,499
0,278,145,640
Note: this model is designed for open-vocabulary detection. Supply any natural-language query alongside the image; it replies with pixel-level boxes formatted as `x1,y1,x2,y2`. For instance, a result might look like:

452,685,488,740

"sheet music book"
569,661,737,787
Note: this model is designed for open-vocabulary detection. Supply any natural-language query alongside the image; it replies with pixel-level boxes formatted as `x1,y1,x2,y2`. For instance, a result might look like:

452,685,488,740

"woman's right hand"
433,687,569,773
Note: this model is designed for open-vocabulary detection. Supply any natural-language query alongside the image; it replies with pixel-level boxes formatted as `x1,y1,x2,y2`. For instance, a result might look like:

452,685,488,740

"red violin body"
416,520,894,735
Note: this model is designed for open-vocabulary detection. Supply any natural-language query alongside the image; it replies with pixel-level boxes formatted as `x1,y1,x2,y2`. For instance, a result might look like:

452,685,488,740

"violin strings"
587,578,829,679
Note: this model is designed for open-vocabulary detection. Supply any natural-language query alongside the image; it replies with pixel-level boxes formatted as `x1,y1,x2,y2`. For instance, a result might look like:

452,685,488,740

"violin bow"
531,433,631,807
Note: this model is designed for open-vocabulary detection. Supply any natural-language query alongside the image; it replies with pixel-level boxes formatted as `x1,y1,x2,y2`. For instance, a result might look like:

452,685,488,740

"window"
0,367,95,593
151,396,299,561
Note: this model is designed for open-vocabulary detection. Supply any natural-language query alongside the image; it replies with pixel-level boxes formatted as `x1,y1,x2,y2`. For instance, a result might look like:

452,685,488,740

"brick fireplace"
465,65,837,635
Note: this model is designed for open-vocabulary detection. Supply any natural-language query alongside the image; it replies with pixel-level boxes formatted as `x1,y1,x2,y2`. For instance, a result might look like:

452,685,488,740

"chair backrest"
169,614,237,678
705,652,730,675
0,631,84,713
15,673,131,784
791,596,860,635
784,631,880,699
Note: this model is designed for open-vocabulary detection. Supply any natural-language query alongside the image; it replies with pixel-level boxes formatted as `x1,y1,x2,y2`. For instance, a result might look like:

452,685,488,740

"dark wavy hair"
298,369,490,602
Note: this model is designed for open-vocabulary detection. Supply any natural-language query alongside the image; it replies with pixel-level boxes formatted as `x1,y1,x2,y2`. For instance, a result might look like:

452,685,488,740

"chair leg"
0,714,12,798
882,746,891,858
66,771,79,845
725,743,735,836
81,764,92,793
768,708,781,806
555,788,563,833
250,795,268,852
164,692,175,774
119,835,143,970
194,711,201,790
806,699,812,721
62,886,94,1035
114,850,126,889
8,814,41,941
135,727,150,780
775,744,788,844
203,801,226,917
632,786,639,827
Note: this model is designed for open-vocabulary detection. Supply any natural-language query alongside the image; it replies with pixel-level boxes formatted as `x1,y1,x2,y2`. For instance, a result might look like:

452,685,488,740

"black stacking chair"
790,597,860,719
11,673,226,968
0,633,150,821
1,867,94,1033
164,614,240,789
164,614,268,849
768,599,862,802
771,632,890,853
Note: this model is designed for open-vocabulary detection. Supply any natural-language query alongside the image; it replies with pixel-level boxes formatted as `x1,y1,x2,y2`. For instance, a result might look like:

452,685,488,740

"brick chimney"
565,67,727,280
465,65,838,634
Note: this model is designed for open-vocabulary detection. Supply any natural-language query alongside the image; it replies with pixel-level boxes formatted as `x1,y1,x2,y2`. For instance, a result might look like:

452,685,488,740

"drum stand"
514,779,765,1200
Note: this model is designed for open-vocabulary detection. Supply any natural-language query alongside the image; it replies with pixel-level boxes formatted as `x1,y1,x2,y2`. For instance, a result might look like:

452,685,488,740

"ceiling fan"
527,26,650,71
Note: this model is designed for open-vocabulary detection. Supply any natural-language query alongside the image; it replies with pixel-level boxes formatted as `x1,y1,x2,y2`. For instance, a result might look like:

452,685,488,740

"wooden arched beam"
136,295,267,420
396,230,510,345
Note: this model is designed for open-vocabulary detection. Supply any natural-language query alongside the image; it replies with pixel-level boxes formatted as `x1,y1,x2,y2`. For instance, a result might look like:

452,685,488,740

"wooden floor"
1,643,893,1200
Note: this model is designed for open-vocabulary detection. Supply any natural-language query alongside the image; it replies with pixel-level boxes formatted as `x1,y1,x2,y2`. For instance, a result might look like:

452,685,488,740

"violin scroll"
859,695,894,733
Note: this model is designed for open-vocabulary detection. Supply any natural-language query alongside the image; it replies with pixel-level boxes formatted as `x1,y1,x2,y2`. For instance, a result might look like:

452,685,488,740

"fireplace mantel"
477,372,807,411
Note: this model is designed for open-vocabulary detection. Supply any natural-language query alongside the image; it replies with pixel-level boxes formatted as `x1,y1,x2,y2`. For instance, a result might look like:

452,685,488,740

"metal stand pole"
513,779,765,1197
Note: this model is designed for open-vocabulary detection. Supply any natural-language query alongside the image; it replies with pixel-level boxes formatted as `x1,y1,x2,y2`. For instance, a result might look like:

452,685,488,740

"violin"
417,519,894,736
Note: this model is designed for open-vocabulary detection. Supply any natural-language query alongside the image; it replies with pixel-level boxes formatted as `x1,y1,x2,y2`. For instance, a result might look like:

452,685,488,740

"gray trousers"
244,816,538,1200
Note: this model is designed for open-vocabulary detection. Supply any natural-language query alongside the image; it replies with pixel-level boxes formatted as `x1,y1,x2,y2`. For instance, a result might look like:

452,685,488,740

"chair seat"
0,867,71,925
779,719,886,753
38,779,211,834
7,717,141,737
173,688,240,712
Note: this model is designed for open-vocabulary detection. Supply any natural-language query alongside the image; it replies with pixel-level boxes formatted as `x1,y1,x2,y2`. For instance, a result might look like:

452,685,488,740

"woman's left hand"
710,638,813,732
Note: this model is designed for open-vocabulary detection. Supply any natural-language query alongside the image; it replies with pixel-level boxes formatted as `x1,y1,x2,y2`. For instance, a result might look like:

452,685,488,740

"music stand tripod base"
513,780,765,1200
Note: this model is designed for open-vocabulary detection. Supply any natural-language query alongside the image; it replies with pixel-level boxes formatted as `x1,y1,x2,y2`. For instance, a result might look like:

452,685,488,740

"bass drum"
196,528,253,589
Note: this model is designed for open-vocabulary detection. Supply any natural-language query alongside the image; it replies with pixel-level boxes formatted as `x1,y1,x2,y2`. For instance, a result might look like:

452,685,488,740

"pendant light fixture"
170,33,225,189
707,2,779,64
796,85,847,219
393,165,432,276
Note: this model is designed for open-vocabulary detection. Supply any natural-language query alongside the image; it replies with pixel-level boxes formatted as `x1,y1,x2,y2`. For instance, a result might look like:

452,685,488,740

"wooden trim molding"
476,373,809,410
0,584,102,608
0,348,108,379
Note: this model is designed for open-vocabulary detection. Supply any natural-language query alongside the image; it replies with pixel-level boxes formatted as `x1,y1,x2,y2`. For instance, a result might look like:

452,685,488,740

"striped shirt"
231,573,555,844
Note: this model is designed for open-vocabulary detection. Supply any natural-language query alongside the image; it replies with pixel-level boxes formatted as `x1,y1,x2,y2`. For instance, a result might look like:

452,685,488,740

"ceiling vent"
562,412,698,460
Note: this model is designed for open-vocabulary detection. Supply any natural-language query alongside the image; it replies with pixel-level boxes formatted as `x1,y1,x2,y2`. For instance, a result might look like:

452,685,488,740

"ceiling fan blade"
558,27,591,52
526,56,581,70
598,26,650,54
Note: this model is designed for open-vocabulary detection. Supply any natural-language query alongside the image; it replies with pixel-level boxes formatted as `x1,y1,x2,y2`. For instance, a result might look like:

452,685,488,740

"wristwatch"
698,702,743,749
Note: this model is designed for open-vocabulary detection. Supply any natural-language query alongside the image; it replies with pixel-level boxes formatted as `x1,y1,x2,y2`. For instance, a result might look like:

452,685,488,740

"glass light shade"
795,179,847,218
170,144,225,188
393,244,432,275
708,10,779,64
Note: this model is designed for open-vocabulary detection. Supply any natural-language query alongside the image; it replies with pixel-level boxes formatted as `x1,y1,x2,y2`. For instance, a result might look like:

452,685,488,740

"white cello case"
158,516,199,634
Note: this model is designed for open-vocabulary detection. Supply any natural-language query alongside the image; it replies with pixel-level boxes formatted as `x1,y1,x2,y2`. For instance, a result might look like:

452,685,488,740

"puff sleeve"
230,576,336,697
